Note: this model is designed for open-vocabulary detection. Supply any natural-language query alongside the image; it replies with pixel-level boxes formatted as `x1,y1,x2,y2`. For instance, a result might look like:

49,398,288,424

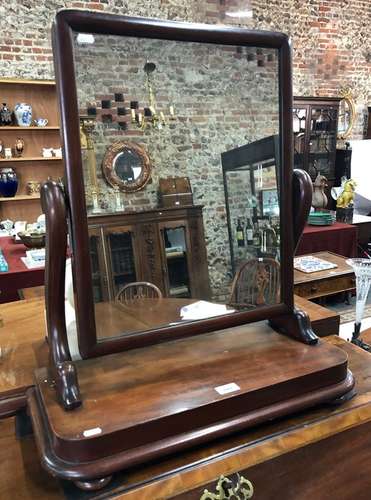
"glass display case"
160,224,191,298
293,97,340,182
222,135,281,274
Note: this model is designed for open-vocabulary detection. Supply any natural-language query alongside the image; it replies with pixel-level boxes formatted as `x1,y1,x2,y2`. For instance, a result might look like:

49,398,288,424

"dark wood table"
0,236,44,303
2,336,371,499
352,214,371,249
295,294,339,336
296,222,358,257
294,251,355,300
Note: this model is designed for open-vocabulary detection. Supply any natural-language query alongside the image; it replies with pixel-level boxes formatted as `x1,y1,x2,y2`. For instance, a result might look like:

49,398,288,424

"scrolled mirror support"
41,180,82,410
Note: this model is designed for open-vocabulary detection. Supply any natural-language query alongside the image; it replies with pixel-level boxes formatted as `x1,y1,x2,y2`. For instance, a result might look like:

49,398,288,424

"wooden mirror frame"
51,9,313,363
102,140,152,192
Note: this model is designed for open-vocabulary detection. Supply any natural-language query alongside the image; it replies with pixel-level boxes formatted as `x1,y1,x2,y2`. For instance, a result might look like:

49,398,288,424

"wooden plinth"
29,322,354,484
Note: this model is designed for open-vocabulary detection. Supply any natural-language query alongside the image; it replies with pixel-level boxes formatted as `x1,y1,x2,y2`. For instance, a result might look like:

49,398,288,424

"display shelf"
0,78,55,86
0,77,63,222
0,157,62,162
166,251,185,259
0,195,40,202
0,126,60,130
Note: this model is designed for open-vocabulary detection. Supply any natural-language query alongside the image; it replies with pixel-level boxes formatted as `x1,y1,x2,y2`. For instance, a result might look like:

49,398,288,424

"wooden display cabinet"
87,206,211,302
293,97,340,206
0,78,63,222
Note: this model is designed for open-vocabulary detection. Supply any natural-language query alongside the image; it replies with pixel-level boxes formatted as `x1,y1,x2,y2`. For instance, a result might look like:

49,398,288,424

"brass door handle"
200,473,254,500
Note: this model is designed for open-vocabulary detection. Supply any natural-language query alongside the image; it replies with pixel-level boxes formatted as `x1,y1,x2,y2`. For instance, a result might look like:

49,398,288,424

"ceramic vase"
0,103,13,126
0,167,18,197
14,102,32,127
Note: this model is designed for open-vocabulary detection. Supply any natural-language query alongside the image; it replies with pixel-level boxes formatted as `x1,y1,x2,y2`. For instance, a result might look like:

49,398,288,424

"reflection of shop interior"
1,1,371,498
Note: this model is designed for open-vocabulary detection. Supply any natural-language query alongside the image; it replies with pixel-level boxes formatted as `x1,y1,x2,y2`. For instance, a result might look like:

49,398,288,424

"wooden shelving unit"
0,78,63,221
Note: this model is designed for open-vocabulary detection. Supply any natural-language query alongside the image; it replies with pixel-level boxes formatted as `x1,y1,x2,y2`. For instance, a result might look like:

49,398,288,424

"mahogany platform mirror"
51,9,302,360
29,11,355,490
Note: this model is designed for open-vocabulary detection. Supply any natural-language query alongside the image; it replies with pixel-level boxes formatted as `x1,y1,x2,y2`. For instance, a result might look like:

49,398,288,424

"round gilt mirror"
102,141,152,192
337,87,356,140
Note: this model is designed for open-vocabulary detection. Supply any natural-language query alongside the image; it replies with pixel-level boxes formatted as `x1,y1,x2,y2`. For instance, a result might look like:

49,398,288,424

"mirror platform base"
269,307,318,345
27,322,354,488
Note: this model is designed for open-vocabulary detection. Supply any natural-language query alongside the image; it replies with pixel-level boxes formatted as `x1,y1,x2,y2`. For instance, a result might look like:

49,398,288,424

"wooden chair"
229,258,280,308
116,281,163,303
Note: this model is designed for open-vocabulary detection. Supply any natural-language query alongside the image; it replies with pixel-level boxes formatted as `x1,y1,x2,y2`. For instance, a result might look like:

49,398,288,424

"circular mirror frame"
102,140,152,192
337,87,356,140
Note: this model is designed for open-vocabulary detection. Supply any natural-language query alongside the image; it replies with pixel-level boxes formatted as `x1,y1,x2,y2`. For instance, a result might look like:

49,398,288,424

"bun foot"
74,476,112,491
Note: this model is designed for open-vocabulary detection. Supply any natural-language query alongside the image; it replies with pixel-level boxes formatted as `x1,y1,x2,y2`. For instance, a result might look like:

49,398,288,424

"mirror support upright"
270,169,318,345
41,180,82,410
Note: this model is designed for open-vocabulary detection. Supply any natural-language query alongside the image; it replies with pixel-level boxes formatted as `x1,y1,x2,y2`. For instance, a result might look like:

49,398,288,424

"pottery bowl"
18,231,46,249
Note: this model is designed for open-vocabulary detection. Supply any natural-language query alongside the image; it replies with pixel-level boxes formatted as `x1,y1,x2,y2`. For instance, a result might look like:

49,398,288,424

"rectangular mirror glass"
71,33,281,340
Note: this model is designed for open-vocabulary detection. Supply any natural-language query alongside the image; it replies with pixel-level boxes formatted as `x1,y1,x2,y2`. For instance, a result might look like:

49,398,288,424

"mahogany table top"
95,297,199,339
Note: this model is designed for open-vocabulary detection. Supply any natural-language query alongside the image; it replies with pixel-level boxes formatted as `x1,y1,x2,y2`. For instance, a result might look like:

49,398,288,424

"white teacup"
53,147,62,158
42,148,53,158
34,118,48,127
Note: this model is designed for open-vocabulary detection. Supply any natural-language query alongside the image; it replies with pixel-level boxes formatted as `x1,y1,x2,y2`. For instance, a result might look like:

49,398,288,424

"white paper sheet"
180,300,235,320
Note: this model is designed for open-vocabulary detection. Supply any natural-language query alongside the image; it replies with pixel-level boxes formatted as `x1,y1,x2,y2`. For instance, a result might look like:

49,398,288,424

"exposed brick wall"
0,0,369,298
0,0,369,130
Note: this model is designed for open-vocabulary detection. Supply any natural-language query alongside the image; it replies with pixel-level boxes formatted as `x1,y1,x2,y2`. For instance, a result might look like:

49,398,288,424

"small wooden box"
159,177,193,207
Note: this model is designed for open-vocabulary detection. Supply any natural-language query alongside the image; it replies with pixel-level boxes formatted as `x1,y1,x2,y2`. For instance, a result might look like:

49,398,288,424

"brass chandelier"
130,61,175,131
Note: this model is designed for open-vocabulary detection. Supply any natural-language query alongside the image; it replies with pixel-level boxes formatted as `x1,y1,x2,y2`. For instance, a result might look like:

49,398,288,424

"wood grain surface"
0,295,337,418
0,336,368,499
35,321,349,465
0,297,48,416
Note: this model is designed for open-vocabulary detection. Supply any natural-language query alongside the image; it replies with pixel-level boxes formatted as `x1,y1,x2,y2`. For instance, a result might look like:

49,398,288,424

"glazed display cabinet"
87,205,210,302
293,97,340,185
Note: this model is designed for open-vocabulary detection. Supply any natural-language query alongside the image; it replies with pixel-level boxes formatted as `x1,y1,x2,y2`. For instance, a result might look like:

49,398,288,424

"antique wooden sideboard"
87,206,210,302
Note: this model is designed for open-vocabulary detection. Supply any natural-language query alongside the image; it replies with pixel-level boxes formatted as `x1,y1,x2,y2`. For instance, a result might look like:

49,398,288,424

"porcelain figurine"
0,219,14,232
0,103,13,126
0,140,4,158
26,180,41,195
34,118,48,127
336,179,356,208
4,148,12,159
14,102,32,127
0,167,18,197
53,147,62,158
312,173,328,210
14,137,25,157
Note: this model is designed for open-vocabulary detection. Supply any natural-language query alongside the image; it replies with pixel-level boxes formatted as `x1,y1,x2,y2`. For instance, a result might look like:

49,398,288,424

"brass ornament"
200,473,254,500
102,141,152,193
338,87,356,140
